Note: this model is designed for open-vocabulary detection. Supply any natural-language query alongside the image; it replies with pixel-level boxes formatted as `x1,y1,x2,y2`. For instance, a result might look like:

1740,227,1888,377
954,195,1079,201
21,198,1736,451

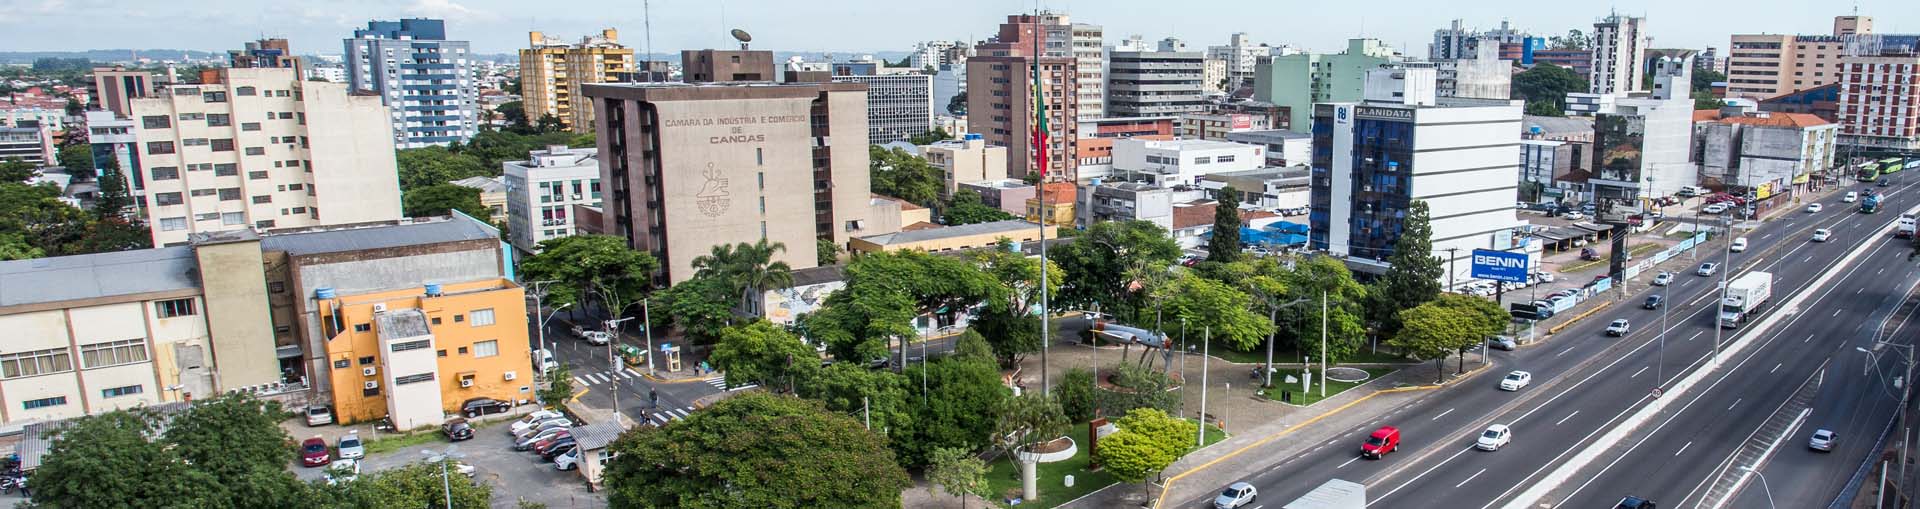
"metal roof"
0,246,199,309
856,220,1043,247
570,419,628,451
260,215,499,256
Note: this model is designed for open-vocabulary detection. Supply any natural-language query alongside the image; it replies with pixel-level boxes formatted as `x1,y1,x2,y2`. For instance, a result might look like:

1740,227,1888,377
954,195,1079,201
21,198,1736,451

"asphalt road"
1190,179,1920,509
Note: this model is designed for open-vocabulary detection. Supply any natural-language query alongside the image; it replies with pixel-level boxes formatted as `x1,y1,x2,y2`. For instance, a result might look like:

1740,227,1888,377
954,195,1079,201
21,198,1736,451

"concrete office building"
1207,33,1277,89
0,126,52,165
924,134,1008,199
1726,16,1880,100
230,38,301,72
1256,38,1400,133
1107,42,1209,117
0,107,65,131
911,40,970,70
957,179,1035,215
503,145,602,253
583,82,876,284
1224,129,1313,167
521,29,635,131
833,74,933,143
1203,58,1229,93
1178,113,1271,140
86,111,138,179
1694,111,1838,193
682,49,776,83
1077,180,1173,229
1310,70,1530,283
1589,14,1648,95
1836,51,1920,151
1198,166,1312,210
129,67,403,247
1431,19,1532,61
1533,49,1593,77
1435,44,1512,100
92,66,155,118
1589,97,1698,205
968,13,1081,180
344,18,479,148
1111,138,1263,187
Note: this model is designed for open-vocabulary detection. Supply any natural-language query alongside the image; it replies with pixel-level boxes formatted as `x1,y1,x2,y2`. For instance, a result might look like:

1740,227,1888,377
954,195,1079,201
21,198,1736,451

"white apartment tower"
1208,33,1272,90
343,18,479,148
1589,14,1649,95
503,145,602,253
1072,21,1106,121
129,67,403,247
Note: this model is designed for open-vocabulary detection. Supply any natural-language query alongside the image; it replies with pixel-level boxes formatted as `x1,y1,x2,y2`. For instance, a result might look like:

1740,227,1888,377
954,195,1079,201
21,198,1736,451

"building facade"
1589,95,1698,204
230,38,302,72
968,14,1081,180
92,67,155,118
1589,14,1648,95
924,134,1008,199
1207,33,1273,90
1224,129,1313,167
1111,138,1263,187
0,126,52,165
1431,19,1532,61
344,18,479,148
1256,39,1400,133
1532,49,1593,78
1107,46,1208,117
1694,111,1839,192
503,145,602,253
520,29,635,131
128,67,403,246
681,49,776,83
1726,16,1883,100
1076,181,1173,229
1836,52,1920,151
833,74,933,143
1435,44,1512,100
85,111,138,178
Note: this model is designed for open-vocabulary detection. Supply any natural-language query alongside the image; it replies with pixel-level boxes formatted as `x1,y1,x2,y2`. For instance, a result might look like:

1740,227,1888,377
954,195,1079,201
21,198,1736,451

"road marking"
571,376,585,386
1688,330,1704,342
1338,456,1360,469
1806,255,1815,263
1456,468,1487,488
1881,268,1887,275
1432,408,1456,421
1557,347,1576,357
1676,441,1693,456
1771,363,1782,373
1557,411,1580,426
1808,333,1817,342
1729,398,1742,410
1835,309,1844,317
1859,288,1866,295
1631,366,1650,378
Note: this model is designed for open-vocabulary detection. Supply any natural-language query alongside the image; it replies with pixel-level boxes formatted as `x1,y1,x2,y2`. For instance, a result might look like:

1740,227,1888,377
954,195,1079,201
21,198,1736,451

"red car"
1361,426,1400,459
300,437,331,467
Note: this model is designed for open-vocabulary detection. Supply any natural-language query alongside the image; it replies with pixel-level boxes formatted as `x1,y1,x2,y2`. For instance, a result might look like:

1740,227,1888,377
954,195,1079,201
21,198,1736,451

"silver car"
1214,482,1257,509
1810,429,1837,452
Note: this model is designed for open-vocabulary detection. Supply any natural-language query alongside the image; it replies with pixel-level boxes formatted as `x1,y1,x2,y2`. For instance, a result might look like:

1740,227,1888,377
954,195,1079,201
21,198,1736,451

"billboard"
1470,249,1530,283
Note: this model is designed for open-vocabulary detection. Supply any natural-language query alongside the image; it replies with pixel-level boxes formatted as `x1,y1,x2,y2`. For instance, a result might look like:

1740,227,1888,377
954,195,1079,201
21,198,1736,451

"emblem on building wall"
696,163,732,217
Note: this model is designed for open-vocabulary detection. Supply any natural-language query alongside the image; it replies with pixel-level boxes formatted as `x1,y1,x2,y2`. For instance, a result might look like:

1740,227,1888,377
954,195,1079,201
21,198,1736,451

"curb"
640,373,722,384
1548,301,1613,335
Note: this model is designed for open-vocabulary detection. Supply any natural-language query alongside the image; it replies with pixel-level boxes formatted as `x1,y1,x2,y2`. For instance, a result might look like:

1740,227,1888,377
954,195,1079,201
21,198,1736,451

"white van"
537,349,558,373
1730,237,1748,253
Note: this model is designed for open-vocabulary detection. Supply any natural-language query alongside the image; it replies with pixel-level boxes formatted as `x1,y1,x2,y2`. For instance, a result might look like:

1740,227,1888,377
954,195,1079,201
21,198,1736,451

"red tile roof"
902,221,943,231
1171,201,1218,230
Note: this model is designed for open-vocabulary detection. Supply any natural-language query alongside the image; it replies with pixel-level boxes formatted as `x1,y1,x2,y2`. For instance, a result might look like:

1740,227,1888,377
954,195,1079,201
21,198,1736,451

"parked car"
1652,271,1673,286
1810,429,1838,452
461,397,513,418
1488,336,1518,351
1643,295,1663,310
1561,211,1587,221
336,433,364,460
569,324,588,338
1361,426,1400,459
514,418,573,441
530,432,575,454
1591,274,1612,286
555,447,583,471
540,441,578,462
300,437,331,467
442,417,474,441
1215,482,1258,509
323,458,359,485
1807,203,1824,213
517,428,570,451
1844,192,1859,203
510,410,565,435
1476,424,1513,451
1580,248,1601,261
537,348,558,372
1813,229,1832,242
1533,271,1556,283
1499,371,1532,391
1606,319,1631,336
1703,203,1730,214
305,406,334,427
1697,262,1719,276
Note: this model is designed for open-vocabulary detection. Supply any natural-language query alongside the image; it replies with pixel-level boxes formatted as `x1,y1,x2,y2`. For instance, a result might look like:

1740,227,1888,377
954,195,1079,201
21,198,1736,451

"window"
206,113,230,127
181,138,208,147
235,86,256,96
142,116,171,129
248,171,269,180
222,212,245,225
453,315,463,323
150,167,180,181
219,188,242,201
437,349,448,357
159,217,187,231
469,308,495,326
394,372,436,385
278,112,294,120
241,122,261,131
431,317,442,325
364,387,380,397
22,397,67,410
269,281,285,293
194,212,219,221
255,219,275,228
202,91,227,103
81,338,149,368
251,195,271,204
189,189,216,198
473,339,499,358
214,163,238,176
147,141,175,155
101,385,144,398
354,323,371,333
211,138,235,152
154,192,184,206
1,348,73,379
156,298,197,318
1217,155,1236,163
177,113,204,121
391,339,431,352
333,359,351,369
245,147,265,156
456,346,467,354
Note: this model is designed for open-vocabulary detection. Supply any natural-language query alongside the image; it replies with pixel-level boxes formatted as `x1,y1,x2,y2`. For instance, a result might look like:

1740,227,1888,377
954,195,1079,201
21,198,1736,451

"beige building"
681,49,777,83
0,232,285,430
449,176,508,224
968,14,1082,180
922,135,1008,199
129,67,402,247
1726,16,1874,100
520,29,635,131
850,219,1055,254
92,66,156,118
583,82,878,284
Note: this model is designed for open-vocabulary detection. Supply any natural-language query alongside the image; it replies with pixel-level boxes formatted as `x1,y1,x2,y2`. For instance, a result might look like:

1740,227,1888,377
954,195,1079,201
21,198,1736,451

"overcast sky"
1,0,1913,56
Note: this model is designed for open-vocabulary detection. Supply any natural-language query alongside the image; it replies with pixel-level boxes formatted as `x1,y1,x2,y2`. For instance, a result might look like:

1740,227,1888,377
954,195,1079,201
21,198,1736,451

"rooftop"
1128,138,1255,151
1171,201,1218,230
449,176,507,193
1695,111,1833,128
570,420,629,450
856,220,1045,247
0,246,199,310
375,308,432,340
260,214,499,256
1202,166,1311,181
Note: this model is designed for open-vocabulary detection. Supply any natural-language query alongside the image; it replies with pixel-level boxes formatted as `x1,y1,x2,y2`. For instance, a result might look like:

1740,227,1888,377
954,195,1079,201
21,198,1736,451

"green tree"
953,329,995,363
1692,69,1726,95
602,393,910,509
93,156,133,218
1050,220,1182,319
1549,29,1589,50
808,250,1002,366
1367,200,1443,341
394,146,490,192
900,353,1010,466
327,459,493,508
56,144,93,176
798,362,915,443
711,320,821,392
1511,65,1589,117
534,113,565,133
1115,407,1197,454
927,447,989,509
538,363,575,407
868,146,942,208
659,275,741,344
943,189,1017,226
692,239,796,313
908,128,953,145
0,232,43,260
1391,294,1505,383
402,183,489,219
1164,272,1272,351
947,91,967,115
993,392,1069,501
1207,186,1243,263
1094,432,1176,498
1274,255,1369,364
518,234,661,322
64,97,83,116
817,237,842,266
162,394,305,507
0,158,36,183
1056,367,1098,423
495,100,529,132
32,410,211,508
967,241,1061,368
1099,363,1181,416
1693,91,1727,111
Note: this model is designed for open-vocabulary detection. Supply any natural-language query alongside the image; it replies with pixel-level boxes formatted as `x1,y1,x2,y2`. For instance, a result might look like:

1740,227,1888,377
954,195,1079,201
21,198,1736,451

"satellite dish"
730,29,753,43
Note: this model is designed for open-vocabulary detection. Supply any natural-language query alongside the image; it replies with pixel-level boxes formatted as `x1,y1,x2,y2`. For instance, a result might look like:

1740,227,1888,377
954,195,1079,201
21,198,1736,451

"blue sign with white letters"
1470,249,1530,283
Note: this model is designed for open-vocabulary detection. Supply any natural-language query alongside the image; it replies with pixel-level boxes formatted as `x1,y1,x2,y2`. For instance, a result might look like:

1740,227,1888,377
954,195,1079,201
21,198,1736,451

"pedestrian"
648,387,658,409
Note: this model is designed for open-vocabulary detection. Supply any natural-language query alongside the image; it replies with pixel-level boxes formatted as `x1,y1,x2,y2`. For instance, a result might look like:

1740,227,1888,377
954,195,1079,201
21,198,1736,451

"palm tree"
734,239,795,314
690,243,742,281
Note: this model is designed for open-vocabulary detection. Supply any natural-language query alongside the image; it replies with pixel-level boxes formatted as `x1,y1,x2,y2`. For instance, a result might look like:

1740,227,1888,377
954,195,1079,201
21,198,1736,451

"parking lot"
291,417,606,508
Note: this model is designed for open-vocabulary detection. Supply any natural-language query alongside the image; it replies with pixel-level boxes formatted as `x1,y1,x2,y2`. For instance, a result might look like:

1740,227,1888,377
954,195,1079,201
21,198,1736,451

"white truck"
1898,210,1917,238
1719,271,1774,328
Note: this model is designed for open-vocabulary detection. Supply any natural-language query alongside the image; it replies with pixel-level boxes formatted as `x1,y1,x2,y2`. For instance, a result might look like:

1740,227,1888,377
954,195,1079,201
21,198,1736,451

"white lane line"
1557,411,1581,426
1729,398,1742,410
1859,288,1866,294
1631,366,1650,378
1834,309,1844,317
1806,255,1815,263
1675,441,1694,456
1771,363,1782,373
1432,408,1457,421
1456,468,1488,488
1881,268,1887,275
1338,456,1360,469
1688,330,1704,342
1557,347,1577,357
1807,334,1817,342
571,376,585,386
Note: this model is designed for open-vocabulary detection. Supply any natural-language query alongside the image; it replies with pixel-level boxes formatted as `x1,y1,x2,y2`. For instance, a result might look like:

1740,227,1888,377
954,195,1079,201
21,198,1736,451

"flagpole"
1033,8,1052,396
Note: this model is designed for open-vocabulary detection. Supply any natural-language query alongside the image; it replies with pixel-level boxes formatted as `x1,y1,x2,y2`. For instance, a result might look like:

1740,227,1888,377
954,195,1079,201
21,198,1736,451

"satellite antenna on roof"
731,29,753,50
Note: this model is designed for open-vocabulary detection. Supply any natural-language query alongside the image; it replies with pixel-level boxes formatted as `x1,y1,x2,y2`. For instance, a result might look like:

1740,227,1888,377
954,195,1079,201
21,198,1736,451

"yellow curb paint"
568,388,590,403
1152,389,1387,508
1548,301,1613,335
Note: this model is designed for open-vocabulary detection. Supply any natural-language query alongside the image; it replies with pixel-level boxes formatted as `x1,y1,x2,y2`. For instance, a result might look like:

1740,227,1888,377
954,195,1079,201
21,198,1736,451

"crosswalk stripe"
570,377,585,387
625,368,644,378
616,370,632,379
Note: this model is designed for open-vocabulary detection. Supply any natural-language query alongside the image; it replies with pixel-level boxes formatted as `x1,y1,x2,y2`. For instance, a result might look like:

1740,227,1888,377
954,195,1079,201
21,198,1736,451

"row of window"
0,337,153,380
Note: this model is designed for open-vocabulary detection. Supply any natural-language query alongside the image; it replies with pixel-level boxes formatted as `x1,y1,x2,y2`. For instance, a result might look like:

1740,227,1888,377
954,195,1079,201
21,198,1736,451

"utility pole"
642,298,656,376
1321,290,1328,398
1197,327,1210,448
1445,247,1460,292
605,316,634,426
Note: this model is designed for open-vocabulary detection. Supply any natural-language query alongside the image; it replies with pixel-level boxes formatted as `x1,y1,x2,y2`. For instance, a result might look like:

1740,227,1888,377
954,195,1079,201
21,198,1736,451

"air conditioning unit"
363,381,378,390
503,371,517,381
372,303,388,312
459,378,474,388
362,367,377,376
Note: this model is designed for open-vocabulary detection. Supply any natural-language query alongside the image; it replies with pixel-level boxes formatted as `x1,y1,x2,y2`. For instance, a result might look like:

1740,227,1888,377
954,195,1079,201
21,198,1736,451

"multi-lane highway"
1186,179,1920,508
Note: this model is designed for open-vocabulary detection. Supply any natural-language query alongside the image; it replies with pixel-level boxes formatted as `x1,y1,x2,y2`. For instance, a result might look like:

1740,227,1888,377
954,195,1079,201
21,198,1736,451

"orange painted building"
315,279,530,429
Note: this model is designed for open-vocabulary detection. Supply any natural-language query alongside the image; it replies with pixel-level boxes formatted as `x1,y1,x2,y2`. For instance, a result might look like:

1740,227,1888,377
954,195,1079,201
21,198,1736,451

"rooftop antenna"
643,0,652,82
731,29,753,51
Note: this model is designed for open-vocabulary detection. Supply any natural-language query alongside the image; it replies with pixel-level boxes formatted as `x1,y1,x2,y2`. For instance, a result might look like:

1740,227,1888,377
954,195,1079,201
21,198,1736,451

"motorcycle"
374,416,395,433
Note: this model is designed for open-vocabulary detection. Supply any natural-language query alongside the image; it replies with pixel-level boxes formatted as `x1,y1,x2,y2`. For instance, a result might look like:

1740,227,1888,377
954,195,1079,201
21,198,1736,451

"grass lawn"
1559,242,1664,274
1180,340,1410,366
983,419,1226,508
1257,367,1395,407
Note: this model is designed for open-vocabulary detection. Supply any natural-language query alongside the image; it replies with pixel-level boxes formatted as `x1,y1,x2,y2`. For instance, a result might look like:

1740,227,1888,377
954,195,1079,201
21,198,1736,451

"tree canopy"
1207,187,1243,263
899,352,1009,466
1273,255,1369,364
710,319,821,392
1367,200,1443,341
402,183,490,220
907,128,954,145
1095,408,1196,496
518,234,660,322
869,146,943,208
809,250,1002,365
1511,64,1589,117
1051,220,1183,320
926,447,989,509
55,144,93,175
943,189,1017,226
1165,272,1273,352
1390,294,1507,382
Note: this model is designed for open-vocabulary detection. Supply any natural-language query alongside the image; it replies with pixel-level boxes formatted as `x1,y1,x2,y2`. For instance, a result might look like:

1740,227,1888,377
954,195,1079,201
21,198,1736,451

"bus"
1881,157,1907,175
1857,161,1885,181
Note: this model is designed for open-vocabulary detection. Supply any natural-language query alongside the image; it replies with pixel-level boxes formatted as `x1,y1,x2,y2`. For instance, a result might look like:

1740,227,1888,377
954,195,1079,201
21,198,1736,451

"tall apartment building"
968,13,1081,180
520,29,635,132
1589,14,1649,95
1431,19,1531,60
344,18,479,148
128,67,403,247
0,127,52,165
1255,38,1400,133
1309,70,1530,284
503,145,602,253
911,40,971,70
1836,51,1920,151
230,38,301,72
1203,58,1229,93
92,66,155,118
1207,33,1273,90
85,111,138,177
1070,21,1105,121
1107,42,1209,117
832,74,934,143
1726,16,1885,100
582,82,876,284
1435,43,1513,100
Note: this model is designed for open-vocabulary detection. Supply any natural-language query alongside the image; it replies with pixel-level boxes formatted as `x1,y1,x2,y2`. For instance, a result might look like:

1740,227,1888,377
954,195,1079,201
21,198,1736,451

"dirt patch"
1029,436,1073,454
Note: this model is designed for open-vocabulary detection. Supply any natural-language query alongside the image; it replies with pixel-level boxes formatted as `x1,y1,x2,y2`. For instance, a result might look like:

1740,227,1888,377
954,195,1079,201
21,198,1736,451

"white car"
324,458,360,485
1561,211,1587,220
581,330,613,346
513,418,573,441
1704,203,1730,214
1533,271,1556,283
1844,192,1859,203
1813,229,1832,242
1730,237,1748,252
335,433,364,460
1807,203,1824,213
1499,371,1532,391
1476,424,1513,451
1651,272,1673,286
555,447,583,471
510,410,566,435
1606,319,1631,337
1214,482,1258,509
1810,429,1837,452
1697,262,1719,276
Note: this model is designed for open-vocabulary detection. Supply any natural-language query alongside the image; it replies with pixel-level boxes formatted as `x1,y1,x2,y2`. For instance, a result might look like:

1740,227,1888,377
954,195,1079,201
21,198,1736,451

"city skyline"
3,0,1916,57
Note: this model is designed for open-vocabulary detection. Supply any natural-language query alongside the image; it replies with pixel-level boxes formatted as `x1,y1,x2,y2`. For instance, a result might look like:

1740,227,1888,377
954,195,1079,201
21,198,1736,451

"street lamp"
1737,466,1777,509
1257,296,1311,388
1858,341,1916,487
420,448,463,509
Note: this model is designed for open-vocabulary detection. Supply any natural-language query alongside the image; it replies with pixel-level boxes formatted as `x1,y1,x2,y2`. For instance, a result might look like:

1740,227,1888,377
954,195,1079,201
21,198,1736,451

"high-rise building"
343,18,479,148
92,66,155,118
1589,14,1648,95
1255,38,1400,133
1107,41,1208,117
520,29,635,132
910,40,970,70
1071,21,1105,121
1836,51,1920,151
583,82,877,284
1726,16,1886,100
831,74,933,144
1207,33,1276,90
230,38,301,72
1434,43,1512,100
1431,19,1531,60
503,145,602,253
1589,92,1698,204
968,13,1081,180
85,110,138,177
128,67,403,247
1203,57,1229,93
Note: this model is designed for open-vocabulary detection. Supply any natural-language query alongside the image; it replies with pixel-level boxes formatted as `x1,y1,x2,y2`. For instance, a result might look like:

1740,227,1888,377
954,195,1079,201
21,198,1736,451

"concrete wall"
302,79,404,226
194,238,282,389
